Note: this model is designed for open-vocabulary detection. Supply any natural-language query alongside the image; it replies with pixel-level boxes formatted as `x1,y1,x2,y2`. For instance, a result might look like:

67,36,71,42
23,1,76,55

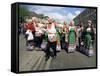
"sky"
20,5,85,24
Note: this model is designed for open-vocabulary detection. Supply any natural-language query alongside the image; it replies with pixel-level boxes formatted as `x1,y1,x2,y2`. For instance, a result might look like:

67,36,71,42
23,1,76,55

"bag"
48,34,57,42
56,44,61,51
27,45,34,51
25,30,34,40
41,41,47,50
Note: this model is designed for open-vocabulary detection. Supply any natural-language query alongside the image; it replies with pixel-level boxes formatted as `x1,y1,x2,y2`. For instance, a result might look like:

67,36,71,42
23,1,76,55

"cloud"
66,10,82,23
46,13,63,19
24,5,84,24
32,6,67,23
45,12,67,21
75,10,81,15
66,13,75,23
29,6,64,14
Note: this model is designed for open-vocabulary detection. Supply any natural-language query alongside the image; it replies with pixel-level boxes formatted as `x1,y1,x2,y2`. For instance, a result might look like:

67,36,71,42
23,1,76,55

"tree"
19,6,30,23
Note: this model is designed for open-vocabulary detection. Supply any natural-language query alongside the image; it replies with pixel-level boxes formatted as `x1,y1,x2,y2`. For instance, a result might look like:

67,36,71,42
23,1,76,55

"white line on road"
33,54,44,70
44,57,52,70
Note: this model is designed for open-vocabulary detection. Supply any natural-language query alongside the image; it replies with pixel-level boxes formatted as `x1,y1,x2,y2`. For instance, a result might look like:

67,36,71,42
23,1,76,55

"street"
19,34,96,71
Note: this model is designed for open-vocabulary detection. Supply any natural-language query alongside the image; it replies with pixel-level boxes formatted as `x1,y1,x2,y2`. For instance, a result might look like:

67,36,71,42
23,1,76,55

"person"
31,19,36,36
25,29,34,50
45,19,57,60
34,20,43,50
26,19,35,35
84,20,95,56
55,22,61,52
23,22,27,35
68,21,77,52
63,21,69,51
77,22,84,47
56,22,66,50
18,23,22,35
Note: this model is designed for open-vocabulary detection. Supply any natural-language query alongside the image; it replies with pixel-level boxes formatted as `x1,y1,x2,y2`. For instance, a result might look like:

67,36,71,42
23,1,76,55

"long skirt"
85,34,94,56
68,32,76,52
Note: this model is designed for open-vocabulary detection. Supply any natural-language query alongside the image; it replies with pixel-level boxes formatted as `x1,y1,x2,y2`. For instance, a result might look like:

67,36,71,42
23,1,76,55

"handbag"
27,45,34,51
41,41,47,50
56,44,61,51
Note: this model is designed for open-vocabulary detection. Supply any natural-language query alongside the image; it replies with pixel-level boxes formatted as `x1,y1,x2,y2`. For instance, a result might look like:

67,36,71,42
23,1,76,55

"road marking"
33,54,44,70
44,57,52,70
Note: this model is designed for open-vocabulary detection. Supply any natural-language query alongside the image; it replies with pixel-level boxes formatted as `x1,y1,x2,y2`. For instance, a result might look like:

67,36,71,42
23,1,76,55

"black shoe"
53,54,57,58
45,55,50,61
52,55,56,59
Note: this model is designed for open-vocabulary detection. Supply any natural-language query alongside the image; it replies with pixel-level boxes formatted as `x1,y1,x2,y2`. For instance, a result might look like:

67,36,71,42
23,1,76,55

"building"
73,8,97,28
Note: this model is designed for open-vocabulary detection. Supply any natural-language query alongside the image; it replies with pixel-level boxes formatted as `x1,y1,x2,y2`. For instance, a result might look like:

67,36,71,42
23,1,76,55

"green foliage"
19,6,30,17
19,6,49,23
19,6,30,23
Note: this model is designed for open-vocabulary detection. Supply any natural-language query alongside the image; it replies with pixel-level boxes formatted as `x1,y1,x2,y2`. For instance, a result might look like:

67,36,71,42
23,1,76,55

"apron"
68,26,76,52
35,27,42,37
47,23,57,42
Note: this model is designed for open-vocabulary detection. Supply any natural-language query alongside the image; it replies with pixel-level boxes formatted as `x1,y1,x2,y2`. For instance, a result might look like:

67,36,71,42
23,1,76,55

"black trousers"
45,41,57,57
78,37,84,46
34,36,43,48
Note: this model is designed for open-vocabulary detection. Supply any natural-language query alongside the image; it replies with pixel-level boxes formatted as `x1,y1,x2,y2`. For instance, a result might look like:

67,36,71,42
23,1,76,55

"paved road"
49,50,96,70
19,34,45,71
19,34,96,72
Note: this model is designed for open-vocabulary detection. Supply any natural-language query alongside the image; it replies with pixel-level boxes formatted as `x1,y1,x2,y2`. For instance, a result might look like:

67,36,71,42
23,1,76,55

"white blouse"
47,23,56,34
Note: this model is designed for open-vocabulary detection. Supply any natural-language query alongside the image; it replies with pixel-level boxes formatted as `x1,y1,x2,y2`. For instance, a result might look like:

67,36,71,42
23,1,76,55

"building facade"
73,8,97,28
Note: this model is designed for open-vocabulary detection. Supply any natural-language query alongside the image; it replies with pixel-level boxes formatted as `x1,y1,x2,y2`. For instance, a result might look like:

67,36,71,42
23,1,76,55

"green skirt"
69,32,76,44
85,34,92,49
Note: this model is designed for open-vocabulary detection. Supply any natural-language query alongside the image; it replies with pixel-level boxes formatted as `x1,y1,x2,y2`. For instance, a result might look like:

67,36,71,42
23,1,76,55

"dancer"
68,21,77,52
84,20,95,56
45,19,57,60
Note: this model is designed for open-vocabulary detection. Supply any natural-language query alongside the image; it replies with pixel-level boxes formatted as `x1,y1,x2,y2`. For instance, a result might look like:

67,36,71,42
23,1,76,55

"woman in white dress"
45,19,57,60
